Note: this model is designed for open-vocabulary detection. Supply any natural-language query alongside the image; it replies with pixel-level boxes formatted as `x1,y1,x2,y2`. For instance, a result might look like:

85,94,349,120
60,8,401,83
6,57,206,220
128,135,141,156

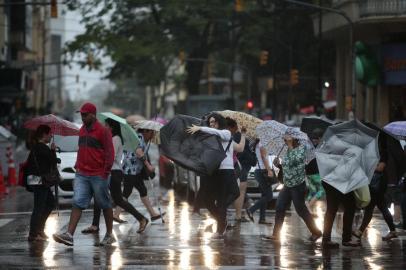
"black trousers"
201,169,239,233
123,173,148,198
360,185,395,232
92,170,145,226
29,185,55,236
322,182,355,243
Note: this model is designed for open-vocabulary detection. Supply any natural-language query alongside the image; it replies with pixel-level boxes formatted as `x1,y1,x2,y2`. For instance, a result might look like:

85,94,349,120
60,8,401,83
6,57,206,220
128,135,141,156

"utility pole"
40,5,47,113
318,0,323,114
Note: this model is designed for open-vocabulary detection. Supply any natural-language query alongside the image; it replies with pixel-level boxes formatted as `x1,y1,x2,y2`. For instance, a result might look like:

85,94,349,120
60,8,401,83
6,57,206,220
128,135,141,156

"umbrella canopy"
126,114,146,126
160,114,226,175
384,121,406,139
316,119,380,194
216,110,262,139
24,114,79,136
97,112,140,151
133,120,163,145
256,120,315,164
300,116,335,138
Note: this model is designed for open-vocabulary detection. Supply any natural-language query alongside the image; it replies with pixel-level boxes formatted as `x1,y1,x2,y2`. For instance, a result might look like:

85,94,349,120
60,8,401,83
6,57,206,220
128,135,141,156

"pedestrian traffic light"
290,69,299,86
50,0,58,18
259,50,269,66
246,100,254,110
179,50,185,65
235,0,244,12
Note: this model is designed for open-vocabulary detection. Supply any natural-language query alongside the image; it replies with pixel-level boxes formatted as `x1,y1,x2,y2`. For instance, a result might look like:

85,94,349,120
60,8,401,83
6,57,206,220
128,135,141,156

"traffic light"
50,0,58,18
179,50,185,65
235,0,244,12
246,100,254,110
290,69,299,86
259,50,269,66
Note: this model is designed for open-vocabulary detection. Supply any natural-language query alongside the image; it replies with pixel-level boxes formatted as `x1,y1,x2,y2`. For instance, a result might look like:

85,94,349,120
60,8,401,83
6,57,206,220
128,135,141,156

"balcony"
332,0,406,17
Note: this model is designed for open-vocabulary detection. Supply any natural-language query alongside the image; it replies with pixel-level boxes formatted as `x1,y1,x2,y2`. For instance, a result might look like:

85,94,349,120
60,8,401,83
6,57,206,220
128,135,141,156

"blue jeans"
273,181,320,236
249,169,273,221
73,173,112,209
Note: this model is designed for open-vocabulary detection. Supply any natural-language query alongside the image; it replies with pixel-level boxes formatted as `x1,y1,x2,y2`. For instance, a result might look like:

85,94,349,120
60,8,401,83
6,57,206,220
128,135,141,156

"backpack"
244,140,259,167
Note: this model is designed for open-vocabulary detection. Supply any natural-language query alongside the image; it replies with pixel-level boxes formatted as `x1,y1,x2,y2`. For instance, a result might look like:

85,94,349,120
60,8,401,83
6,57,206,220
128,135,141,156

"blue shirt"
122,133,147,175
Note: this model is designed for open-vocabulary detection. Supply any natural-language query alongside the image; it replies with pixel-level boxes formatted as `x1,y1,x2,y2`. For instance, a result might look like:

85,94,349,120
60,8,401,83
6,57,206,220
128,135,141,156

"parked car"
54,135,78,198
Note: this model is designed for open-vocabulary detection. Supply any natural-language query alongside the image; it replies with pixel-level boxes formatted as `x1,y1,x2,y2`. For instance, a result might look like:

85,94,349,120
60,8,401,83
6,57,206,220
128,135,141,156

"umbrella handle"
276,145,285,158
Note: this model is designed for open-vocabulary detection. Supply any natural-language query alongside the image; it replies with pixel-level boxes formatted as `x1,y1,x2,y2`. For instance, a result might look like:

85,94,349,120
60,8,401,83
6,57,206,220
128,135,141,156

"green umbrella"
97,112,140,151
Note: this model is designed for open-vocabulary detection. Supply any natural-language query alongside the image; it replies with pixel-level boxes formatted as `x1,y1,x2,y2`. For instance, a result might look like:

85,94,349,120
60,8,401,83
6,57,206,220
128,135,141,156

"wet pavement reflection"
1,187,406,269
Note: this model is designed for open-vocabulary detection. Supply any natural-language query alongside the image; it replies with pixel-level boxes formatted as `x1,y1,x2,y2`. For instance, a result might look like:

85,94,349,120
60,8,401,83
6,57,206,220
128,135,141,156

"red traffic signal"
247,100,254,110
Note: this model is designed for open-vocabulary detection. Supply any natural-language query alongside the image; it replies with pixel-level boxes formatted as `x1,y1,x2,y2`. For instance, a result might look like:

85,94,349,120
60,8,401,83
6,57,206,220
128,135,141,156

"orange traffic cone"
6,146,17,186
0,163,7,195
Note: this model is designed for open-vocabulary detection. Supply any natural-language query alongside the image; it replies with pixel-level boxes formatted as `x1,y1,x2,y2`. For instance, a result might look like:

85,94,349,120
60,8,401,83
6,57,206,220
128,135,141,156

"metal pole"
318,0,322,113
288,45,293,119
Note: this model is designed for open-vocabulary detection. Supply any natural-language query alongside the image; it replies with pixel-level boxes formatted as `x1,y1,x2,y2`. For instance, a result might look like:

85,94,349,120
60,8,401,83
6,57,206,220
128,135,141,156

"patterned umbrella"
216,110,262,139
256,120,315,164
384,121,406,139
133,120,164,145
24,114,79,136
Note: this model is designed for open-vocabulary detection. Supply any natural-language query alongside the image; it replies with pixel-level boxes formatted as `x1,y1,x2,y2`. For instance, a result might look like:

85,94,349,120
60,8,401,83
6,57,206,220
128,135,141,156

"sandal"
137,218,149,233
113,216,127,224
81,226,99,234
151,212,166,221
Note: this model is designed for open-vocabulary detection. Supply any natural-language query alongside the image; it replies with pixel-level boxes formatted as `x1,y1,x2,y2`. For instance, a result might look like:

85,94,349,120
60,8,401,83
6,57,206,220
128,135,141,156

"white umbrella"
316,119,380,194
133,120,163,144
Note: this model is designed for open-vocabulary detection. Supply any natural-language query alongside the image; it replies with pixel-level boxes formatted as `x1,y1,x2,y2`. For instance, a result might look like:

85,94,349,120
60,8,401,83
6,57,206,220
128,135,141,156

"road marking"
0,218,13,228
0,209,93,216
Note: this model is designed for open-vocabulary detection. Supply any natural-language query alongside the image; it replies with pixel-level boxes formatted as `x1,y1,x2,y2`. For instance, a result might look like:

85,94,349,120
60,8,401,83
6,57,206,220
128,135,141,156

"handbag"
32,150,61,187
257,156,278,185
353,185,371,209
369,172,383,193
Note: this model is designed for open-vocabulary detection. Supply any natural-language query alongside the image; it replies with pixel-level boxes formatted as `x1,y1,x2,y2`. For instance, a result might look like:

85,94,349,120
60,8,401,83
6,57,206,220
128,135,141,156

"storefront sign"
382,44,406,85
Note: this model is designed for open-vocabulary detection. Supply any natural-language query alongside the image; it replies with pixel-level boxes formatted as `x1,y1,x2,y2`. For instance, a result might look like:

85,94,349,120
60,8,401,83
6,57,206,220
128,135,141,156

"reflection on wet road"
0,188,406,269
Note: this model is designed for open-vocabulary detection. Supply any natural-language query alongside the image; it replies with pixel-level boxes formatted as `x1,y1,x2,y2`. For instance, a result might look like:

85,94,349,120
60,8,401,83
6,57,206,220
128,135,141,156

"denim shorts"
73,173,112,210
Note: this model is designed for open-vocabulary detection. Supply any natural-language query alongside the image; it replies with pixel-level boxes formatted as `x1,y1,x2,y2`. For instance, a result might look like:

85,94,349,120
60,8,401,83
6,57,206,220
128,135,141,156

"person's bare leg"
234,182,247,219
141,196,159,217
103,208,114,235
67,208,82,235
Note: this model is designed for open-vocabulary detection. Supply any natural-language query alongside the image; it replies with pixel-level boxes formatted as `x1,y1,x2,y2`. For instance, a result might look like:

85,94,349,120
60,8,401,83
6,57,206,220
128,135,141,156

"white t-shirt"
112,135,123,170
255,143,266,170
200,127,234,170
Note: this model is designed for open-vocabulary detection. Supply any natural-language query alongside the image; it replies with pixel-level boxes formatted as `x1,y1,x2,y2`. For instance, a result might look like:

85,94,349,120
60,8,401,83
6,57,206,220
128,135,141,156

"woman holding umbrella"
81,118,149,234
263,128,322,242
25,125,57,241
187,113,246,239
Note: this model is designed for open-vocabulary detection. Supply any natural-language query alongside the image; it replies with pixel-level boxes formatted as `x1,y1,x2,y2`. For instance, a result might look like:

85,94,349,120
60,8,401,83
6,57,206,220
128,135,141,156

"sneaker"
53,232,73,246
240,216,250,223
352,229,362,239
382,231,397,241
137,218,149,233
99,234,116,246
322,240,340,249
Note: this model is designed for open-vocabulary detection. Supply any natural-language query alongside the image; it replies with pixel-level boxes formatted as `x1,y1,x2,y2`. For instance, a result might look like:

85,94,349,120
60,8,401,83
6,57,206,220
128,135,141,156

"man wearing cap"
53,102,115,246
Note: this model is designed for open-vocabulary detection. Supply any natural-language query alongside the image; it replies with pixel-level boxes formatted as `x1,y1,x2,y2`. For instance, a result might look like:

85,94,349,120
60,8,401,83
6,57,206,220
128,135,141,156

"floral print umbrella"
255,120,315,164
216,110,262,139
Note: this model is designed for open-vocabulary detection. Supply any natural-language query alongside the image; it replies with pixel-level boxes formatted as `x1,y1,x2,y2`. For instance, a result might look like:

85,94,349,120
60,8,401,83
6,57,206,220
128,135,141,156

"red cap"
77,102,97,114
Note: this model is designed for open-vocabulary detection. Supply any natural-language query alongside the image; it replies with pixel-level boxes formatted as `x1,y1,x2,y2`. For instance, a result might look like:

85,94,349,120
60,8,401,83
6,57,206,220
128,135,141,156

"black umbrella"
364,122,406,178
300,116,335,138
160,115,226,176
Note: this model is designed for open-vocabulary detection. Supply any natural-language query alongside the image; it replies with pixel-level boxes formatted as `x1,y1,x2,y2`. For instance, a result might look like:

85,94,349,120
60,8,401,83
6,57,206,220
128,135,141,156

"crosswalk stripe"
0,218,13,228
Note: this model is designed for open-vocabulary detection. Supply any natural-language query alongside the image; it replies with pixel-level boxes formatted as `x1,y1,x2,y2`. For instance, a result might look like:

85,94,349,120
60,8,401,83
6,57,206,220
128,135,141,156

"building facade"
316,0,406,125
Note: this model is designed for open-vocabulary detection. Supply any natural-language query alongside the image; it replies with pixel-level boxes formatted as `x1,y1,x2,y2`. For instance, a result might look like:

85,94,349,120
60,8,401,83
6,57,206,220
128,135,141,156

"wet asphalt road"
1,186,406,269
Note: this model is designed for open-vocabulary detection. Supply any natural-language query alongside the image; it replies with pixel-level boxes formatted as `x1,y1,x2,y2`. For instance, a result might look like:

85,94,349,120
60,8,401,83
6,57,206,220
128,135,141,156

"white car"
54,135,78,198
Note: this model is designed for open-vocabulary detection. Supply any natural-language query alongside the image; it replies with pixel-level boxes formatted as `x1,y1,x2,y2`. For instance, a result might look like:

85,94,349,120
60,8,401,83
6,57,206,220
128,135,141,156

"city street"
0,186,405,269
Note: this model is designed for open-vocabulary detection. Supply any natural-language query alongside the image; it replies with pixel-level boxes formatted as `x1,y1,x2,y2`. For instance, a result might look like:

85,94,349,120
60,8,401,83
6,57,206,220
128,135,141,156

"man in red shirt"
53,102,115,246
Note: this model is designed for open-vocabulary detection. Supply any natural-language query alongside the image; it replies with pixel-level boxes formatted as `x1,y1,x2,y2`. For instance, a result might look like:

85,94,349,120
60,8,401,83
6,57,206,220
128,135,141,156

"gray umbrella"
315,120,380,194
